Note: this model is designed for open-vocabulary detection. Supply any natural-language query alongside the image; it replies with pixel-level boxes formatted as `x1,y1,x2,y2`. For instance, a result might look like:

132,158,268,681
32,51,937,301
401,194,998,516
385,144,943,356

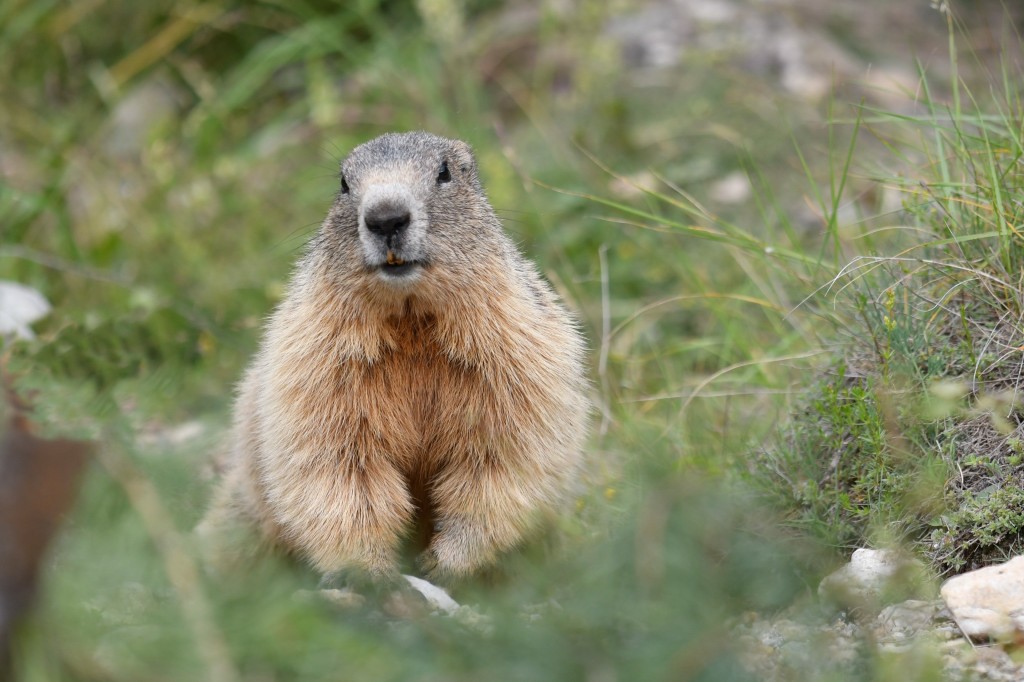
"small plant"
930,481,1024,573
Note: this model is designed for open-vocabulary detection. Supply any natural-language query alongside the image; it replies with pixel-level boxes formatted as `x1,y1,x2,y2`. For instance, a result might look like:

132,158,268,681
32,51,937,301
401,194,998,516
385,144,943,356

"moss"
929,480,1024,574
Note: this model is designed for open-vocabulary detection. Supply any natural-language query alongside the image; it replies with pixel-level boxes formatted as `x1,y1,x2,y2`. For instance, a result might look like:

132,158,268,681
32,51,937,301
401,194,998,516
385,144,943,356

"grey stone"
875,599,941,640
102,77,185,158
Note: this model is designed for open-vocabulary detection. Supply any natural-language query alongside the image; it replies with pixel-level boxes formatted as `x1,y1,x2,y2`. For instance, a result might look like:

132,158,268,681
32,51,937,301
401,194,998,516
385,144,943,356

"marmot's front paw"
420,524,494,581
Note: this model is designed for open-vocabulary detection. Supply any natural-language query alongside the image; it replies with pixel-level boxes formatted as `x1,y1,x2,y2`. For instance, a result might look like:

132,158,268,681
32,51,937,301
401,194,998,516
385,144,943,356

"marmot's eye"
437,160,451,184
340,175,350,194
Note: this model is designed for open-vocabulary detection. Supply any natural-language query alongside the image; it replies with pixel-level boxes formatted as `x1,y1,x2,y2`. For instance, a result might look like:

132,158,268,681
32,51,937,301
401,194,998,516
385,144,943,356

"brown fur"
198,132,589,582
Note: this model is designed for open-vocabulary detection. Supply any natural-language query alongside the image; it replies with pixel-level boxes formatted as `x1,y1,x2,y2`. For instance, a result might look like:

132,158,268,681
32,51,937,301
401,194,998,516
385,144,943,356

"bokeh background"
3,0,1024,680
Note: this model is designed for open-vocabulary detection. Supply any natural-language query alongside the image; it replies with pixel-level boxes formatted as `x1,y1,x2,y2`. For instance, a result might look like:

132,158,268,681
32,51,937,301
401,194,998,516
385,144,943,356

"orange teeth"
386,251,405,265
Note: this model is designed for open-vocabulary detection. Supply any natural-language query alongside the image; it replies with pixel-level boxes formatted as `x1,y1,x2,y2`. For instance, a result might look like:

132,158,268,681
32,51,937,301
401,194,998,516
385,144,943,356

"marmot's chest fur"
272,309,493,475
199,131,589,583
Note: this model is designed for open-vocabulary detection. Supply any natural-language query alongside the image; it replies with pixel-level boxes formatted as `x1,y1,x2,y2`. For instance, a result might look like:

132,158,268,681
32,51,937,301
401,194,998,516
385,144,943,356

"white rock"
941,555,1024,642
818,548,927,611
137,420,207,448
709,171,752,204
402,574,461,615
0,281,51,339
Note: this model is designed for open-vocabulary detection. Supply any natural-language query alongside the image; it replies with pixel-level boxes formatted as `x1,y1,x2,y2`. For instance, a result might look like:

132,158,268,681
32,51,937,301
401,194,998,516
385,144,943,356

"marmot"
199,132,589,583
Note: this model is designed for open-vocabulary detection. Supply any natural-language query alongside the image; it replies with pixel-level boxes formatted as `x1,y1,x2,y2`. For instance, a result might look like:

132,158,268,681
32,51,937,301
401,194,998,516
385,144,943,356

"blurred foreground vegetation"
4,0,1024,679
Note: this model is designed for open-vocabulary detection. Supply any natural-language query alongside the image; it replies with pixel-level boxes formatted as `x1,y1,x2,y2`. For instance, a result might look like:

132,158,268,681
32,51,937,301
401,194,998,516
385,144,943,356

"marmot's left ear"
452,140,477,174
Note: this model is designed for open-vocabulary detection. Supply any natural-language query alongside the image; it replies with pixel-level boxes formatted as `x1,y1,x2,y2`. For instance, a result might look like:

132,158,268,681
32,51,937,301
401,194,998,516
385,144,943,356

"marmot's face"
332,132,490,288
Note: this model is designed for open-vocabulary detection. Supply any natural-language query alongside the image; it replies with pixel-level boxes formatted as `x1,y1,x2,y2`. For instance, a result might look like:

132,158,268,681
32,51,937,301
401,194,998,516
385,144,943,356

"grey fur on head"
326,131,491,287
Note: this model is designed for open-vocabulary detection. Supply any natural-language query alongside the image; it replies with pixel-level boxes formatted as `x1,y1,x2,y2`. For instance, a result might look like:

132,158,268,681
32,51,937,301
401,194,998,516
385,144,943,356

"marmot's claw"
416,548,439,575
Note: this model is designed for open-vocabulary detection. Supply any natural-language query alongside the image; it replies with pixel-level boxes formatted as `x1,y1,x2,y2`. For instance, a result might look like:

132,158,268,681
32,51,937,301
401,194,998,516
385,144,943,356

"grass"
749,24,1024,576
3,0,1024,680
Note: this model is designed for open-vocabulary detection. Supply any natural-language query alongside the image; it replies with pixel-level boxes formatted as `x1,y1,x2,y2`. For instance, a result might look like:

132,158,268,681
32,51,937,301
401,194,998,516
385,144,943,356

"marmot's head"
324,132,499,289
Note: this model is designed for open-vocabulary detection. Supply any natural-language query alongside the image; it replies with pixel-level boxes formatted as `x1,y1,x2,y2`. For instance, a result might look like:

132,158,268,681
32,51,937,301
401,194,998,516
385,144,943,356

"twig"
597,244,612,437
96,443,238,682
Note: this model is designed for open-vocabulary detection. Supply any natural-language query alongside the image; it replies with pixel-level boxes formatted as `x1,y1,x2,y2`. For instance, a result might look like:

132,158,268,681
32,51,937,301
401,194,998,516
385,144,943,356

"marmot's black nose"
364,204,411,237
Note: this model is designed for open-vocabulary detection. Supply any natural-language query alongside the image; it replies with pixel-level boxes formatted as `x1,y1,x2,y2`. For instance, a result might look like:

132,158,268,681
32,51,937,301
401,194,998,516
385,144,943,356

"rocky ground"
737,549,1024,680
314,549,1024,680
